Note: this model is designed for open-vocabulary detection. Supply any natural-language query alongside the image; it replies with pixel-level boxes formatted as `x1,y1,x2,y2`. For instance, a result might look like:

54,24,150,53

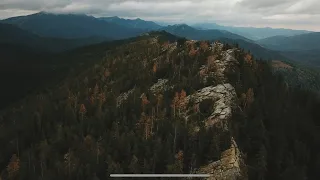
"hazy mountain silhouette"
193,23,311,40
99,16,162,30
2,12,144,39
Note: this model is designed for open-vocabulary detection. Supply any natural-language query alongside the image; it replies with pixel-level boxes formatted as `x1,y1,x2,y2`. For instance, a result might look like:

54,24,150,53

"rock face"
116,88,135,107
150,79,170,95
183,84,236,131
199,138,245,180
193,43,247,180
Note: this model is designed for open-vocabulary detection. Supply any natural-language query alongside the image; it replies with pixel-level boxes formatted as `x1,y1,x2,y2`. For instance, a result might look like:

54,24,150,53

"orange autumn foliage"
98,93,106,103
246,88,255,106
153,63,157,73
7,154,20,178
104,69,111,78
171,92,180,109
189,45,198,56
162,41,169,49
79,104,87,114
89,95,95,105
200,41,209,51
141,93,150,111
138,112,152,140
245,54,253,65
175,150,184,161
171,90,187,112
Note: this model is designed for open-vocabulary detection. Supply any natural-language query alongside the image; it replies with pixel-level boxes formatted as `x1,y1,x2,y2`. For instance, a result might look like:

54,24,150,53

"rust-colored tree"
245,53,253,65
104,68,111,78
200,41,209,51
162,41,169,49
189,44,197,56
7,154,20,179
153,63,157,73
138,112,152,140
245,88,255,109
141,93,150,112
171,92,180,117
179,89,187,113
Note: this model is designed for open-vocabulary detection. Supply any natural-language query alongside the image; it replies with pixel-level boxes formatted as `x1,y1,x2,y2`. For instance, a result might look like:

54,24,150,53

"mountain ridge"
2,12,144,39
193,22,312,40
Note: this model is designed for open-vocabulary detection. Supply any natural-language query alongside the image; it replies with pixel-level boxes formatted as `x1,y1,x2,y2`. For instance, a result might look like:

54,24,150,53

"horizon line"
0,11,317,32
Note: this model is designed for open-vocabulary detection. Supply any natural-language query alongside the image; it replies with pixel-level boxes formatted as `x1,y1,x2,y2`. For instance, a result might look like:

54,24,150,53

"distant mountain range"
161,24,252,42
193,23,312,40
99,16,162,30
1,12,319,68
256,32,320,51
255,32,320,67
2,12,144,39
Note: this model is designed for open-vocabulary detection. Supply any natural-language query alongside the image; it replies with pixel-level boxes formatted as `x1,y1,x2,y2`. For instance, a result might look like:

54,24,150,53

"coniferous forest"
0,32,319,180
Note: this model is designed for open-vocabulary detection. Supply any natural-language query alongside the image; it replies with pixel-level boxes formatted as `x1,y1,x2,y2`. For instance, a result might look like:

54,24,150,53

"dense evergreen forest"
0,32,320,180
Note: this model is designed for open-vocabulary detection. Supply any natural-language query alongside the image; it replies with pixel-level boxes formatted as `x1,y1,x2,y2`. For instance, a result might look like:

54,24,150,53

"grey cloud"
0,0,71,11
0,0,319,31
237,0,294,9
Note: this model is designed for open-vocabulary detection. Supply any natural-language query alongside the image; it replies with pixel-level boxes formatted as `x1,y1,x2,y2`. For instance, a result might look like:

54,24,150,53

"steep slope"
2,12,144,39
0,34,154,110
193,23,311,40
0,23,111,52
218,38,288,61
280,49,320,67
162,24,251,42
99,16,161,30
0,32,320,180
257,32,320,51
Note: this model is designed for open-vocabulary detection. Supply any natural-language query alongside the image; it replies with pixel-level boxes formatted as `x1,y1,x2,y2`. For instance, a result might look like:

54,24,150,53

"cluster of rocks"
189,43,246,179
198,138,244,180
116,88,135,107
150,79,170,95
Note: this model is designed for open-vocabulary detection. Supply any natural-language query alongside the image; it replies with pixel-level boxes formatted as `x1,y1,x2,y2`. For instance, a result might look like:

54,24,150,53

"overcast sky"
0,0,319,31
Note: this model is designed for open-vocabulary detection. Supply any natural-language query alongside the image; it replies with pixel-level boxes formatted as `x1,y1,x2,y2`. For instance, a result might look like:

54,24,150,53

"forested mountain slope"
2,12,144,40
162,24,251,42
0,32,319,180
257,32,320,51
0,23,110,52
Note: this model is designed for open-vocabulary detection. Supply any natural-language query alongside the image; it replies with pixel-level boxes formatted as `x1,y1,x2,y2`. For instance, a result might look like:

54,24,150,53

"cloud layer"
0,0,319,31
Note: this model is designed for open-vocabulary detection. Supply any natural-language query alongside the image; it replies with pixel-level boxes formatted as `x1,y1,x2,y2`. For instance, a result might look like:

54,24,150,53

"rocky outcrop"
182,84,236,131
150,79,170,95
116,88,135,107
192,43,247,180
198,138,245,180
